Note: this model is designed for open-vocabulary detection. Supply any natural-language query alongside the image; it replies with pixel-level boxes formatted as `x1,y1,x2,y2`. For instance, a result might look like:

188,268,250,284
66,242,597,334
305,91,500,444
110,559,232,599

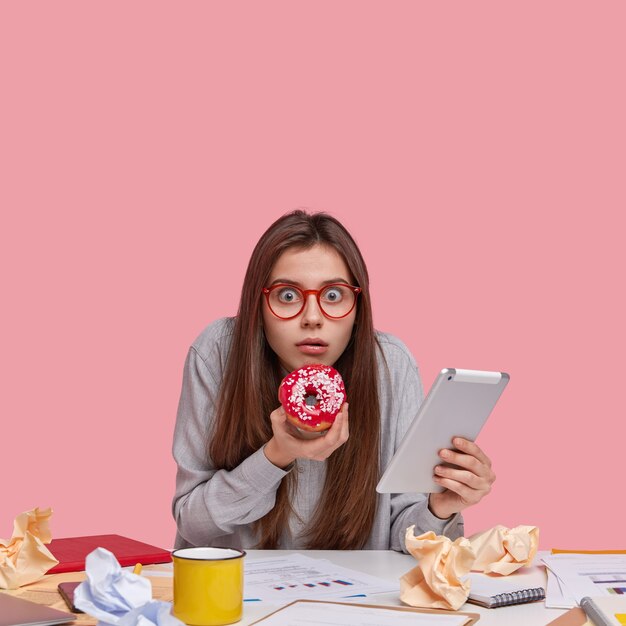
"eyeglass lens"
268,285,355,318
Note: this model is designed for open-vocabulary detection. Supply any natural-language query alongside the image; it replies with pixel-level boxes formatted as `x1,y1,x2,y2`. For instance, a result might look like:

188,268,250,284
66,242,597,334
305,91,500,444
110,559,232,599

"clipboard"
545,607,588,626
250,599,480,624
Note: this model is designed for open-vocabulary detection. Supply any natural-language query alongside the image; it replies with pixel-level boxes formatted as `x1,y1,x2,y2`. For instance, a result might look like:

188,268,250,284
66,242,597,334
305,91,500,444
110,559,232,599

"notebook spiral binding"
492,587,545,608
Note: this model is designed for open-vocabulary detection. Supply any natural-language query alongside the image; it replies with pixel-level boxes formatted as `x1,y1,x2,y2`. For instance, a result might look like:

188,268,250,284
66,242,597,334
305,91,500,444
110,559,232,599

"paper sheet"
251,601,471,625
543,554,626,604
469,525,539,575
74,548,183,626
400,528,475,611
545,568,578,609
0,507,59,589
467,563,546,598
243,554,397,603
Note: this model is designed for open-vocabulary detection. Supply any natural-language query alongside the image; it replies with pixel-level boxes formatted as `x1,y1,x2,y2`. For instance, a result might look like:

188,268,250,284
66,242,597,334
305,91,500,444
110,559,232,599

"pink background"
2,2,624,550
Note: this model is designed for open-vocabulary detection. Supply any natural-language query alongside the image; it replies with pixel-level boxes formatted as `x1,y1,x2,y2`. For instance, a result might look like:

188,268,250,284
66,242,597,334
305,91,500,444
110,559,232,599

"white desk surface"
240,550,566,626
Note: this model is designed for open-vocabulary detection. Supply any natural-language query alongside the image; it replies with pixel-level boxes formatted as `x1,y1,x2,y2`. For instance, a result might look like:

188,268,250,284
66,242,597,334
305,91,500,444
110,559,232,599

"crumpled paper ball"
74,547,183,626
400,526,476,610
469,525,539,575
0,507,59,589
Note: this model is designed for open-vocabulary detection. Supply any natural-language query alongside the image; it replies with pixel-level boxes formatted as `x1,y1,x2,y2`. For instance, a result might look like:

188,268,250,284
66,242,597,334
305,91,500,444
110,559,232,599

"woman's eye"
322,287,344,303
277,288,301,304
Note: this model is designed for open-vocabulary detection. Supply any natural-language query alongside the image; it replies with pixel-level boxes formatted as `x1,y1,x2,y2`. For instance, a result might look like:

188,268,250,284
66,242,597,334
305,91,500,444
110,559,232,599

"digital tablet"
376,368,509,494
0,593,75,626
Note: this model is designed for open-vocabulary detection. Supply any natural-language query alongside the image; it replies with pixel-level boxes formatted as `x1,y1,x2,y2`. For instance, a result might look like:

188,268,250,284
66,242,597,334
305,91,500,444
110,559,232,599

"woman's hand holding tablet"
376,368,509,520
429,436,497,519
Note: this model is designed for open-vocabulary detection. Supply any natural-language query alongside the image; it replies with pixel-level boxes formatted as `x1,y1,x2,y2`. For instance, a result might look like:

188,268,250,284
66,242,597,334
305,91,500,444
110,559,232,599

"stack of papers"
543,553,626,609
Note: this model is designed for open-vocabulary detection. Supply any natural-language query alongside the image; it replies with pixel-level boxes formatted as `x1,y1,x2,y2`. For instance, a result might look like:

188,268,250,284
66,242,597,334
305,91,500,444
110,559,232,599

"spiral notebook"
467,567,546,608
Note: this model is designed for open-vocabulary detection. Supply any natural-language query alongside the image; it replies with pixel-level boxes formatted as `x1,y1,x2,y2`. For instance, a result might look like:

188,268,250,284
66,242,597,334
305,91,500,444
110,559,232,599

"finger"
283,419,302,438
439,448,491,478
320,410,346,447
270,406,287,424
320,403,348,440
339,402,349,441
433,475,488,504
434,464,492,490
452,437,492,467
328,415,349,450
306,412,349,460
270,407,299,439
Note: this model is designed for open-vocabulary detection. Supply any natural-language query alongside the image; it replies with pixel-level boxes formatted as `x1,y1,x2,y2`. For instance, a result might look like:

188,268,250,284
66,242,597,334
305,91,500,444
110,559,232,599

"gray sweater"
172,317,463,552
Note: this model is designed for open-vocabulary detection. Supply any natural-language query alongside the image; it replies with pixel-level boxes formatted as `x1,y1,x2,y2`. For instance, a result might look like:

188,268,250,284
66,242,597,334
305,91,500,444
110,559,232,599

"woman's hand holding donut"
427,437,496,520
264,403,349,468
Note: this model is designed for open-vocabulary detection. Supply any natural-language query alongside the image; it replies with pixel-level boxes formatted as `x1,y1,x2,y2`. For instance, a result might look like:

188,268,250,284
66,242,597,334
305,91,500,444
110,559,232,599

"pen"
580,597,612,626
133,563,143,575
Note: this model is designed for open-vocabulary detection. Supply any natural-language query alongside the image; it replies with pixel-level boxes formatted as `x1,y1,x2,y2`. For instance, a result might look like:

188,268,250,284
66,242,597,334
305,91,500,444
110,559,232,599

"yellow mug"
172,547,246,626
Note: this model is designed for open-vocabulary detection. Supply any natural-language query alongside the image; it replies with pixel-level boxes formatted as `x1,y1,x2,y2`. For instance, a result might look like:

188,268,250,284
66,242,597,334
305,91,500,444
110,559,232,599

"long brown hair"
209,210,381,549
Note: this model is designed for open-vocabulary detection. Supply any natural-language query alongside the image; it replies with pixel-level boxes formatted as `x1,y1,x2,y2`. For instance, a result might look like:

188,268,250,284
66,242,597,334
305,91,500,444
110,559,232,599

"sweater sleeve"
387,348,464,552
171,344,289,547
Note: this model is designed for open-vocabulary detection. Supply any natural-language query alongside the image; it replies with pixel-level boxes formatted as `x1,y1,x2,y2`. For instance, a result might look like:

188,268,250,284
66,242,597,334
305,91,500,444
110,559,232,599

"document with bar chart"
243,554,397,603
543,554,626,604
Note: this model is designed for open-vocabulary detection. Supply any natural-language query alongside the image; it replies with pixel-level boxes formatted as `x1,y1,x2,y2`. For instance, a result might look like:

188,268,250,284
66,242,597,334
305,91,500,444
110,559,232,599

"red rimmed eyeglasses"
262,283,361,320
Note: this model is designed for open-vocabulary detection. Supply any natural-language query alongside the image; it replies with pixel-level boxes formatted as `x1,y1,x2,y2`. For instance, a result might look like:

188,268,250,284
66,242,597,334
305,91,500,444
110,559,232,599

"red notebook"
46,534,172,574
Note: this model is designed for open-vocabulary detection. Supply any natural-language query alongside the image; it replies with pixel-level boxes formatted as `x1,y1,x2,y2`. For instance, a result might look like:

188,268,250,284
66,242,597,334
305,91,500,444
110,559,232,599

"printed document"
545,568,578,609
543,554,626,604
244,554,397,603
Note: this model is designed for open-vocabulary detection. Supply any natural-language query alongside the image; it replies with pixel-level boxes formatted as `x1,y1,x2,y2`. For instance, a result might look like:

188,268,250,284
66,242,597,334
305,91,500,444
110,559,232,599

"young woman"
172,211,495,552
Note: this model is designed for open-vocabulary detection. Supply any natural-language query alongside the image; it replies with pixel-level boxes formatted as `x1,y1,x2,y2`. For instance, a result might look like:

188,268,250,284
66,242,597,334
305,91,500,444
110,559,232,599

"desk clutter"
400,524,541,611
543,550,626,626
73,547,183,626
1,508,178,626
1,509,171,590
9,506,626,625
2,506,545,626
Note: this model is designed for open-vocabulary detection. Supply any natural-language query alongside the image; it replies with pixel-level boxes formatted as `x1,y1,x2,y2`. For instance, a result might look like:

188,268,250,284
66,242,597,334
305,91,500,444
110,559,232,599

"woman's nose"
300,294,324,326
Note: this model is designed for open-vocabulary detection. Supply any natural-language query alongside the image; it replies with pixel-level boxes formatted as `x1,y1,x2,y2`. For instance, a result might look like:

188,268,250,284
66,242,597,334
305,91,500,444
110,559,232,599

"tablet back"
376,368,509,494
0,593,74,626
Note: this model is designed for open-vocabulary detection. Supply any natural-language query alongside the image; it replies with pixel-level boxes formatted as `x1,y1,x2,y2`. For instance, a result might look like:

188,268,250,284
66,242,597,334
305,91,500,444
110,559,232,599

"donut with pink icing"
278,364,346,433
